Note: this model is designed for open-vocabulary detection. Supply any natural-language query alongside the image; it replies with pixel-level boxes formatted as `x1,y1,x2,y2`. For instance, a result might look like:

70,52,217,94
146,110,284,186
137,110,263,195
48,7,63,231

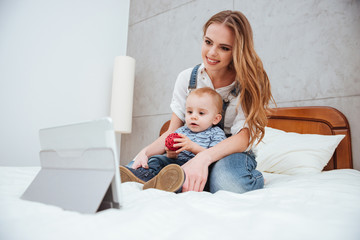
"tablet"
21,118,122,213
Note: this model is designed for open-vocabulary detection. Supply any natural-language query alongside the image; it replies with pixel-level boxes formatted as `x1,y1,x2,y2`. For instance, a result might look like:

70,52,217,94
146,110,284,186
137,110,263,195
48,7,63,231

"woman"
131,10,274,193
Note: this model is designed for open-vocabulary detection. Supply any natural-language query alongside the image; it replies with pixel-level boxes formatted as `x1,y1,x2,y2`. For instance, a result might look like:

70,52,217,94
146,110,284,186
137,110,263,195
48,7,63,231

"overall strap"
230,81,240,97
188,64,201,91
218,84,240,136
217,100,229,134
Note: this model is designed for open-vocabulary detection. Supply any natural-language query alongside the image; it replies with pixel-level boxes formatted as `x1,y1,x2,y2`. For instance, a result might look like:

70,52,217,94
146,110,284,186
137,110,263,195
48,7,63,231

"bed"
1,106,359,240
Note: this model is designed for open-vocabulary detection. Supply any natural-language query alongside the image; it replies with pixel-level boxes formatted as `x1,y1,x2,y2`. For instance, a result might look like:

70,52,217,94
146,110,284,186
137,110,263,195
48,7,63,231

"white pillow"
253,127,345,175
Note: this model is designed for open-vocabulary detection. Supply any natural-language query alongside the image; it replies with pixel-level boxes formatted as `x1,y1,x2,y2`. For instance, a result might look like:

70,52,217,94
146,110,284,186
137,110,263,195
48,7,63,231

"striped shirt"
175,125,226,162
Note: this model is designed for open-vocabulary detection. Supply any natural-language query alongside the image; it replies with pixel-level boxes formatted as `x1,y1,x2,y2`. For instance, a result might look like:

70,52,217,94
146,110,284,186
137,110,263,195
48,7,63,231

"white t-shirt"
170,64,248,136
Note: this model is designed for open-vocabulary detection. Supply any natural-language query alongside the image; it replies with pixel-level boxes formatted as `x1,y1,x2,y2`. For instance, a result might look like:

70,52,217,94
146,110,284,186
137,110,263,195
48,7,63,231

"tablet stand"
21,147,121,214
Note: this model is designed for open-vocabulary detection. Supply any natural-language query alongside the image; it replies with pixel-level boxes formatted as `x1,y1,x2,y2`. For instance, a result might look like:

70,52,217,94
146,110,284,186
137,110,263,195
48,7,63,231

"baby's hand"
165,133,182,151
132,150,149,169
173,134,197,153
165,147,178,159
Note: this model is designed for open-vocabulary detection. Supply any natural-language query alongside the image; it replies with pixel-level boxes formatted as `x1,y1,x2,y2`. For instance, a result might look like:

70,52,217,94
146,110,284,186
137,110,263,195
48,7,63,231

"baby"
120,87,226,192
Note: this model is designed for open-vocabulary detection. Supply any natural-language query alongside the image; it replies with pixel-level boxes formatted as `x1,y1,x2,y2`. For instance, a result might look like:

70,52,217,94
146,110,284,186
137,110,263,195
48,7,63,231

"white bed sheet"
1,166,360,240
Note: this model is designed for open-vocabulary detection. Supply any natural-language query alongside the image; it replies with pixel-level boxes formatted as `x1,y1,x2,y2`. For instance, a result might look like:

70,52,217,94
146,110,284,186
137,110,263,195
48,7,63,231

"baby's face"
185,94,221,132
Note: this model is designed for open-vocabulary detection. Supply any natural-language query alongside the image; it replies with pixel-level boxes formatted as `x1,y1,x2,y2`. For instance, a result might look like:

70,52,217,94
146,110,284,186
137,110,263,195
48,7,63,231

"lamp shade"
110,56,135,133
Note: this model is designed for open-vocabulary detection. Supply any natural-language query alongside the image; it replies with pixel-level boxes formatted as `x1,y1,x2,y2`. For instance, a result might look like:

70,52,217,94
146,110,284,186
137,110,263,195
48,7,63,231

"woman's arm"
132,113,184,169
181,128,250,192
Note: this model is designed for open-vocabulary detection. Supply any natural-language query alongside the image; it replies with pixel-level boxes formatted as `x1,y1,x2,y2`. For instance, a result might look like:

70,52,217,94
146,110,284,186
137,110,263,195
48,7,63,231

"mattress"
1,166,360,240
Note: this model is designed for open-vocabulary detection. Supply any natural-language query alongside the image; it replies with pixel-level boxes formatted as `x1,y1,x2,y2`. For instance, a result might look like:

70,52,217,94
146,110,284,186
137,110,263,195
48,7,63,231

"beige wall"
122,0,360,170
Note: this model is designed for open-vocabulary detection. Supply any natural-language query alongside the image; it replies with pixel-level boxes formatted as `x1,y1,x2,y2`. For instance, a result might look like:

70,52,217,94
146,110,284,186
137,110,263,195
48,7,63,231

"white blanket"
1,167,360,240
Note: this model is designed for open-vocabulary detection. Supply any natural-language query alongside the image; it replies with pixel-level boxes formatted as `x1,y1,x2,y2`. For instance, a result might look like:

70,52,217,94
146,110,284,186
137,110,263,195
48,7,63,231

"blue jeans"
206,151,264,193
126,154,187,179
127,151,264,194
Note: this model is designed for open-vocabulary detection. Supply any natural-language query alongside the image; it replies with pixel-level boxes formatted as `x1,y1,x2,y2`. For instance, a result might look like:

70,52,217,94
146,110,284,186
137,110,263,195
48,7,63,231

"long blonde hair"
203,10,275,145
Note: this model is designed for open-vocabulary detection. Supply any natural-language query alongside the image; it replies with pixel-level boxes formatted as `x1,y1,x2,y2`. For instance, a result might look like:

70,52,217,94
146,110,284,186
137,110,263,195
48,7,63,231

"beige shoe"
143,164,185,193
119,166,145,184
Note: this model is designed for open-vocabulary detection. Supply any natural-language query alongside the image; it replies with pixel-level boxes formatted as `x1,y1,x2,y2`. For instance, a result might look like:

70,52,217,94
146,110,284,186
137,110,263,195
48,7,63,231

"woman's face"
201,23,235,73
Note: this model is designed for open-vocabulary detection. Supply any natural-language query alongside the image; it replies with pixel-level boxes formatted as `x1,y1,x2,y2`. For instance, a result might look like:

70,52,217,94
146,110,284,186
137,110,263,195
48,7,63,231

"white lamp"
110,56,136,163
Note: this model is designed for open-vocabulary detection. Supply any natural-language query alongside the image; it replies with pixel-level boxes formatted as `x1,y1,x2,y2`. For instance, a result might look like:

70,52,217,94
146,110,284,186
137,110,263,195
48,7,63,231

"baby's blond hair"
188,87,223,114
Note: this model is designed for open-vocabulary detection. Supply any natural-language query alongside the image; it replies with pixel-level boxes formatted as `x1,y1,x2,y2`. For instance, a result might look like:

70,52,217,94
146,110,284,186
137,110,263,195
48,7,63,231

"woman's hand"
181,151,212,192
131,148,149,169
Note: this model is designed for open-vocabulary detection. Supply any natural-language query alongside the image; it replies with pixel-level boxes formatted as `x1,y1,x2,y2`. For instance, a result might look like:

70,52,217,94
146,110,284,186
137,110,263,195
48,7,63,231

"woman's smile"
206,57,220,65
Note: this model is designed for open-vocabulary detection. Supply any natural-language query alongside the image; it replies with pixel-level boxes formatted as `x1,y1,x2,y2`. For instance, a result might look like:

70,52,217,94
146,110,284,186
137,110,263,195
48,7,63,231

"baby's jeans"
127,151,264,194
126,154,187,179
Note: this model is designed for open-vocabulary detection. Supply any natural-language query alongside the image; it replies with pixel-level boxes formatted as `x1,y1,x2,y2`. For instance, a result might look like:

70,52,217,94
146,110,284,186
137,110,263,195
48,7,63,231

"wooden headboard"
267,106,352,170
159,106,353,170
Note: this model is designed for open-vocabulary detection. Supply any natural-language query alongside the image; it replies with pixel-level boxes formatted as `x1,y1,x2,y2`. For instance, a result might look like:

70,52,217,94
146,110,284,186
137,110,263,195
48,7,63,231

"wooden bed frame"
159,106,353,171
